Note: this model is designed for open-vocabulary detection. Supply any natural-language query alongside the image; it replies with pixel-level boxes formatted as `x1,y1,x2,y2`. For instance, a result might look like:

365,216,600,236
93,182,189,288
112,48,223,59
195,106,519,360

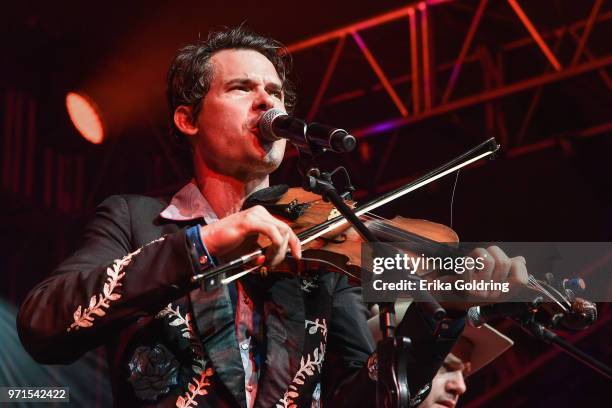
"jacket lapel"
254,275,305,408
189,285,247,408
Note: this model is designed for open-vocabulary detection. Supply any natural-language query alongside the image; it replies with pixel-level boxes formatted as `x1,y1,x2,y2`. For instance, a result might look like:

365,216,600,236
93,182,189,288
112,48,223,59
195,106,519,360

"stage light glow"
65,92,105,144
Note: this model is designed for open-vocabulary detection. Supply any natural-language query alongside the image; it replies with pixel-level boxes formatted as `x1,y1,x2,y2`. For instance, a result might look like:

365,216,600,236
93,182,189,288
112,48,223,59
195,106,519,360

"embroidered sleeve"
17,195,199,364
68,237,165,332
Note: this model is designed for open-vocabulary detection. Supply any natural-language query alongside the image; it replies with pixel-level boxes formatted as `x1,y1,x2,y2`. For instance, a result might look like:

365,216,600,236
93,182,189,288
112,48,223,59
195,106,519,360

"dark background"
1,0,611,406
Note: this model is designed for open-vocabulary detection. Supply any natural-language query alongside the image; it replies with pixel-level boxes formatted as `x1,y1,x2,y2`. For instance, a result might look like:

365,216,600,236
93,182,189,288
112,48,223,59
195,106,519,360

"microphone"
467,302,534,328
258,108,309,150
259,108,356,153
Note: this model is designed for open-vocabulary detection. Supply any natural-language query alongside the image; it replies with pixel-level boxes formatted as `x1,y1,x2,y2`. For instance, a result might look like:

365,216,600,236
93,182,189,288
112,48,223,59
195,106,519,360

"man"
17,27,527,407
418,324,513,408
369,303,513,408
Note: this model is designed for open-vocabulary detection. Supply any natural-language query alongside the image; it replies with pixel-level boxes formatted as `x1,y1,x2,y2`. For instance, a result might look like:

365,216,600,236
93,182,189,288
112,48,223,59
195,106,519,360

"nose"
446,371,467,396
253,88,275,112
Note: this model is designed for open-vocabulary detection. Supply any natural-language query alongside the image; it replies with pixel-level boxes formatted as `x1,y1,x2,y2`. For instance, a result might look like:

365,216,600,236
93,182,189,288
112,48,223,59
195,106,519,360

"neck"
193,159,269,219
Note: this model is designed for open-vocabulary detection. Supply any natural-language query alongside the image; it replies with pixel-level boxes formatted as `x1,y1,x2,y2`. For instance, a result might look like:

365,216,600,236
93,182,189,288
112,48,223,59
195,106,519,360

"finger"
470,247,493,281
252,205,289,230
508,256,529,287
256,211,302,262
287,230,301,261
486,246,511,298
242,213,285,249
269,230,290,267
487,245,510,279
261,223,286,250
469,247,493,298
243,206,301,267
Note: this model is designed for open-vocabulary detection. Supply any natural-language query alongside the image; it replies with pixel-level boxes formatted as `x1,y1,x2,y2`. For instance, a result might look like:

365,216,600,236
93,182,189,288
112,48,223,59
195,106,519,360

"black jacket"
17,194,459,407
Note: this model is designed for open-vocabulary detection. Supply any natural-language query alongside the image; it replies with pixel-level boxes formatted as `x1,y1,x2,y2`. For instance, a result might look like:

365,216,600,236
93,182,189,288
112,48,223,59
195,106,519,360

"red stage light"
65,92,105,144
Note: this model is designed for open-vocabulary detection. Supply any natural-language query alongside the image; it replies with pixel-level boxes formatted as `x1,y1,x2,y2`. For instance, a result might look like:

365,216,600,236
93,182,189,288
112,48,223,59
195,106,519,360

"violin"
191,137,595,330
193,137,498,287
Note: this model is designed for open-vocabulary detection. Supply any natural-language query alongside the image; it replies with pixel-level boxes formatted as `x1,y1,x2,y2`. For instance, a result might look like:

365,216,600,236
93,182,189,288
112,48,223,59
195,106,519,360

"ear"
173,105,198,137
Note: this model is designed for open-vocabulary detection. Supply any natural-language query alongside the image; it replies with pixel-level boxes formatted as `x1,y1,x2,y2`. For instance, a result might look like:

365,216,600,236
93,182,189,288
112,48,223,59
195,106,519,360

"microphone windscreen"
467,306,483,328
258,108,287,141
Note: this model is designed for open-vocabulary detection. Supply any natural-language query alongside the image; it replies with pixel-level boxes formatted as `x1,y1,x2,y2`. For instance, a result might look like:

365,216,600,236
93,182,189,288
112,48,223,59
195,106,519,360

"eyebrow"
443,354,465,372
225,78,283,92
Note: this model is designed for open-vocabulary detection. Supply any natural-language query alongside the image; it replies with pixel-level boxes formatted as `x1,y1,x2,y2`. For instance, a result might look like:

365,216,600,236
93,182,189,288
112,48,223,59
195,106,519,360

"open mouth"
249,128,275,153
250,128,268,143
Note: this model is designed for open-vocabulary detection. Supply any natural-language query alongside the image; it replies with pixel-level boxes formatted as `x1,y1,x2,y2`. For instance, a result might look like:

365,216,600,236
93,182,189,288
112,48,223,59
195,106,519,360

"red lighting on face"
65,92,105,144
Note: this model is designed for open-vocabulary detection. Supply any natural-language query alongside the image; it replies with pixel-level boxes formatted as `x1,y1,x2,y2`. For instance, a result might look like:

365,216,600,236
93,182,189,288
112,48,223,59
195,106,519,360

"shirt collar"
159,179,219,224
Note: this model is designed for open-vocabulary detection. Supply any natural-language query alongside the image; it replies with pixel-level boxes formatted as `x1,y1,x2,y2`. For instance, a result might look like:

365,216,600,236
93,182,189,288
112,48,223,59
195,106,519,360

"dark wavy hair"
166,26,297,147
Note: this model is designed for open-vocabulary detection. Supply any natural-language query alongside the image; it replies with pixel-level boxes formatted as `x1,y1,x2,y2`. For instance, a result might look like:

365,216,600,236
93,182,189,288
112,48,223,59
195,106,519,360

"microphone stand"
298,149,447,408
513,305,612,381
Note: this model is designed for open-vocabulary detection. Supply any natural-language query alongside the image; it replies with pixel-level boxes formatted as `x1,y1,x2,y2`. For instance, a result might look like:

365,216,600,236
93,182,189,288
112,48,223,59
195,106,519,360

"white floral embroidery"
156,303,214,408
175,367,214,408
300,278,319,293
156,303,207,374
68,237,165,332
276,319,328,408
305,319,328,337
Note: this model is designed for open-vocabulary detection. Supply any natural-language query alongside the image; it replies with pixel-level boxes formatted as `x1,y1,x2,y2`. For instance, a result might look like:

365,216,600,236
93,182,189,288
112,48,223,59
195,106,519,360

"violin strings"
360,214,413,241
528,275,569,312
536,277,572,307
354,212,396,235
547,284,573,308
361,213,407,236
362,213,457,252
529,275,572,309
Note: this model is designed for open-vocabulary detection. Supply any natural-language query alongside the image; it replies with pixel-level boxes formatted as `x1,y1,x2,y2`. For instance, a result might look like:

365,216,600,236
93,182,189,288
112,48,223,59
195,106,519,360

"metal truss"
285,0,612,168
4,1,610,212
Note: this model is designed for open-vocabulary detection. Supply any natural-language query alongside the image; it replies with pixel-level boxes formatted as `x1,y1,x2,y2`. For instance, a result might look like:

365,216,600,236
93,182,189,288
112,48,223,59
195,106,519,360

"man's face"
192,49,287,180
419,354,469,408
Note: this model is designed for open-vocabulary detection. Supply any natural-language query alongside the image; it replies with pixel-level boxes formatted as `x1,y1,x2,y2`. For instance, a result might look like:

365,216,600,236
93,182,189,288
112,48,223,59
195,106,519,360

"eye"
269,89,283,99
230,85,250,92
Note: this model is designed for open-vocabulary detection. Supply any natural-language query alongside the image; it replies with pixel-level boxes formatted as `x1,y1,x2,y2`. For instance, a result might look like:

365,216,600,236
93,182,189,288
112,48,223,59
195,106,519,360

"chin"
258,157,283,175
239,155,282,179
261,145,285,168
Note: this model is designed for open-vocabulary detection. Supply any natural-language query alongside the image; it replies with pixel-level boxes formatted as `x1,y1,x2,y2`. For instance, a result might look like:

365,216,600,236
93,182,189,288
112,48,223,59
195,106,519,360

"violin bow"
192,137,500,287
